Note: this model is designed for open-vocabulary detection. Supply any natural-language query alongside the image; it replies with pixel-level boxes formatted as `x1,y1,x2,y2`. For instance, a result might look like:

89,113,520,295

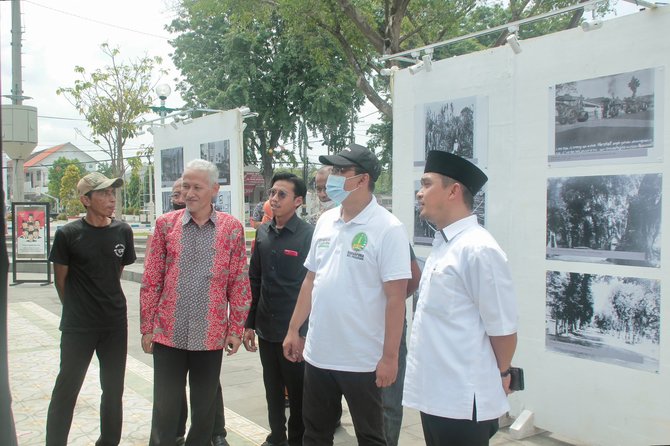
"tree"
57,43,165,218
48,157,86,203
169,5,363,185
96,162,114,178
124,157,143,213
60,165,84,217
628,76,640,97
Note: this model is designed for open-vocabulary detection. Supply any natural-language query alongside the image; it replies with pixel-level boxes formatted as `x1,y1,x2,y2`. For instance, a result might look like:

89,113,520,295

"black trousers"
259,338,304,446
46,329,127,446
420,401,499,446
149,343,223,446
303,362,386,446
177,383,227,438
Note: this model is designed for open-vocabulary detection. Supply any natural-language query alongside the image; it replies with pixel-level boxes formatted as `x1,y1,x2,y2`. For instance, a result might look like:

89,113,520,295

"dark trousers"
149,343,222,446
420,401,499,446
259,338,304,446
46,329,127,446
303,362,386,446
177,383,227,438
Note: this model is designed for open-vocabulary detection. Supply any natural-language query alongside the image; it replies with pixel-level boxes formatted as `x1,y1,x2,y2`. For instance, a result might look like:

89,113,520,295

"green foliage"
97,162,114,178
169,4,363,186
48,157,86,201
56,43,166,217
60,165,84,216
124,156,143,210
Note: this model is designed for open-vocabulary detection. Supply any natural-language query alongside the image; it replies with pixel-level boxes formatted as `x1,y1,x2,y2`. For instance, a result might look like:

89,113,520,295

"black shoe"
176,437,186,446
261,442,289,446
212,434,230,446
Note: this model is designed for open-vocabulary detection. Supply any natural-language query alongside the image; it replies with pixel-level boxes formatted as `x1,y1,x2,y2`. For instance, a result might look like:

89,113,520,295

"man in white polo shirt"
283,143,411,446
404,150,518,446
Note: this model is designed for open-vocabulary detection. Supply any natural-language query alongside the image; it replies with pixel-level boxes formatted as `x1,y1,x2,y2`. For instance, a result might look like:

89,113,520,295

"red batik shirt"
140,208,251,351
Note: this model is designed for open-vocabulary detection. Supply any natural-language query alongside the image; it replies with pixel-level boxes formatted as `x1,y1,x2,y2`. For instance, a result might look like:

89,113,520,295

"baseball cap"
318,143,382,182
424,150,488,195
77,172,124,196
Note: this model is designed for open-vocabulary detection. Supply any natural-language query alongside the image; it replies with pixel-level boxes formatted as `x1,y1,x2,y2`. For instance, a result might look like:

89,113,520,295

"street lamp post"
146,84,172,225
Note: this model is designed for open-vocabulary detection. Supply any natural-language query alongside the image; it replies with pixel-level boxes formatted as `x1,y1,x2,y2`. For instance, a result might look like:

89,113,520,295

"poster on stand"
13,203,48,259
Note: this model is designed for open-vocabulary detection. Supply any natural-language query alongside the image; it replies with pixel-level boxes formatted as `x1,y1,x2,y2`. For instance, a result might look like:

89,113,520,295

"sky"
1,0,642,165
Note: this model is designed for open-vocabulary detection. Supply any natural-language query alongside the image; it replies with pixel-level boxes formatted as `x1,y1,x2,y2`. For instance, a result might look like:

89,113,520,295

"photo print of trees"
547,173,661,267
414,96,485,245
424,97,475,159
546,271,660,373
550,68,656,163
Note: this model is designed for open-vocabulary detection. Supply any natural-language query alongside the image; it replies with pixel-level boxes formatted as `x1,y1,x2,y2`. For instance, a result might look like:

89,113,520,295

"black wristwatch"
500,368,511,377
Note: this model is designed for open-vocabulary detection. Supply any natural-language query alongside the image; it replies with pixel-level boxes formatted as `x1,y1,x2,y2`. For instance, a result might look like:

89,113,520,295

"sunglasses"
268,188,292,200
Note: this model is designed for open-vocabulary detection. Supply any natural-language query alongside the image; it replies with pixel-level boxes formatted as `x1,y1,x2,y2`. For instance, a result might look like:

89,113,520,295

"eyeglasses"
268,188,291,200
331,166,356,175
315,186,326,193
171,192,182,199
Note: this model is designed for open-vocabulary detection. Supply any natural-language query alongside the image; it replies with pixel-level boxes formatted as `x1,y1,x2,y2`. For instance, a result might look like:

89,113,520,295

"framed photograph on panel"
200,139,231,185
546,173,661,267
546,271,660,373
548,67,662,165
161,146,184,188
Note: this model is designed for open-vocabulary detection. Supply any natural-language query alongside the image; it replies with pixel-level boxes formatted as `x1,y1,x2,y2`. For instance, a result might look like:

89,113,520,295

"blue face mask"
325,174,361,205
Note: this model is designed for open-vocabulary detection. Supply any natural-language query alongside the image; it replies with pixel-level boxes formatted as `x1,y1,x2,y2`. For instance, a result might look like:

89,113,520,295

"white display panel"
152,110,245,224
393,8,669,446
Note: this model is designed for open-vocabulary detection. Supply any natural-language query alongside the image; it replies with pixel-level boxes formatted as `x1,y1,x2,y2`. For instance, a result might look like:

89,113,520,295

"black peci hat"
424,151,487,194
319,143,381,181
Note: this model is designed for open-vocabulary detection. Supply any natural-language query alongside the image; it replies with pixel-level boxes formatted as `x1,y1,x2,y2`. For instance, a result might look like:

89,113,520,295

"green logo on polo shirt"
351,232,368,251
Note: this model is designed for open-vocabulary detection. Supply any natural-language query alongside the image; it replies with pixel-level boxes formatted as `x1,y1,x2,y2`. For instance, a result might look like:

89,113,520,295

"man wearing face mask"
283,143,411,446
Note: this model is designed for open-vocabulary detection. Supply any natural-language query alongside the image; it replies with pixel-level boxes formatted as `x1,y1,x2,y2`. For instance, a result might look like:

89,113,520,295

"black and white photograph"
200,139,231,185
550,68,657,163
214,190,231,214
422,96,476,162
160,146,184,187
546,271,660,373
161,191,173,214
413,180,486,246
546,174,661,267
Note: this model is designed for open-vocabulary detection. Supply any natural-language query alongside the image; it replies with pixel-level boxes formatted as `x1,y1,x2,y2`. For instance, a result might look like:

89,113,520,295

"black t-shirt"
49,218,136,332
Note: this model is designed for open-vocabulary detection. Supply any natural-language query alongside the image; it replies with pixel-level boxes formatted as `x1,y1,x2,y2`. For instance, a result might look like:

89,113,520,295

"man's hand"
141,333,154,354
243,329,257,352
282,330,305,363
501,374,512,395
375,354,398,388
224,335,242,356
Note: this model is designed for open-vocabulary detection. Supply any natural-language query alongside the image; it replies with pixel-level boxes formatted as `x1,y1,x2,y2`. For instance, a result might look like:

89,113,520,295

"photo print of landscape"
546,271,660,373
550,67,656,163
546,173,661,267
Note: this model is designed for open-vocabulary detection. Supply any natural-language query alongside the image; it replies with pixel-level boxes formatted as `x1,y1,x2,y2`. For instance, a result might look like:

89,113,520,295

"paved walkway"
6,272,578,445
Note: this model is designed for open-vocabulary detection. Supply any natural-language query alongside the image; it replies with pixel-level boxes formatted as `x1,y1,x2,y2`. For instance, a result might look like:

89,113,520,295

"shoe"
211,435,230,446
261,441,289,446
176,437,186,446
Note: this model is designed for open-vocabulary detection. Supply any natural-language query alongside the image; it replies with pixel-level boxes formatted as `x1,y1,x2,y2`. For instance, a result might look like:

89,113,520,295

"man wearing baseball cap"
283,143,411,445
46,172,136,446
404,151,518,446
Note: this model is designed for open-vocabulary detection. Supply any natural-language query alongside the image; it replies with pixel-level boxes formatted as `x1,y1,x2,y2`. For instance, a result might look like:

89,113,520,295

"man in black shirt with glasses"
243,172,314,446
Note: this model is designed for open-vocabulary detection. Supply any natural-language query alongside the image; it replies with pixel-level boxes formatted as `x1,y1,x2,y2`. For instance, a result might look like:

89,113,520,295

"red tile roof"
23,144,67,170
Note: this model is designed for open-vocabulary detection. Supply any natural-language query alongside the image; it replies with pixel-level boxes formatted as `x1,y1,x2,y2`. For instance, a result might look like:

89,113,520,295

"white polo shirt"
303,197,411,372
403,215,518,421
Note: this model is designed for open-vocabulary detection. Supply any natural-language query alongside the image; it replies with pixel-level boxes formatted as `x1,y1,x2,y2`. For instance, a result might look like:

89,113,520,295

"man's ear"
294,196,304,209
79,194,90,207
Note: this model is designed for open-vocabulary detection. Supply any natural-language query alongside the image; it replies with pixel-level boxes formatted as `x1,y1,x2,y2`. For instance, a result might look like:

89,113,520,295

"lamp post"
146,84,172,225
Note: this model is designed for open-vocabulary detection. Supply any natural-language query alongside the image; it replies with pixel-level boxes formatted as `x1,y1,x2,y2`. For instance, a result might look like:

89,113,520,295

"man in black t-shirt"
46,172,136,446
